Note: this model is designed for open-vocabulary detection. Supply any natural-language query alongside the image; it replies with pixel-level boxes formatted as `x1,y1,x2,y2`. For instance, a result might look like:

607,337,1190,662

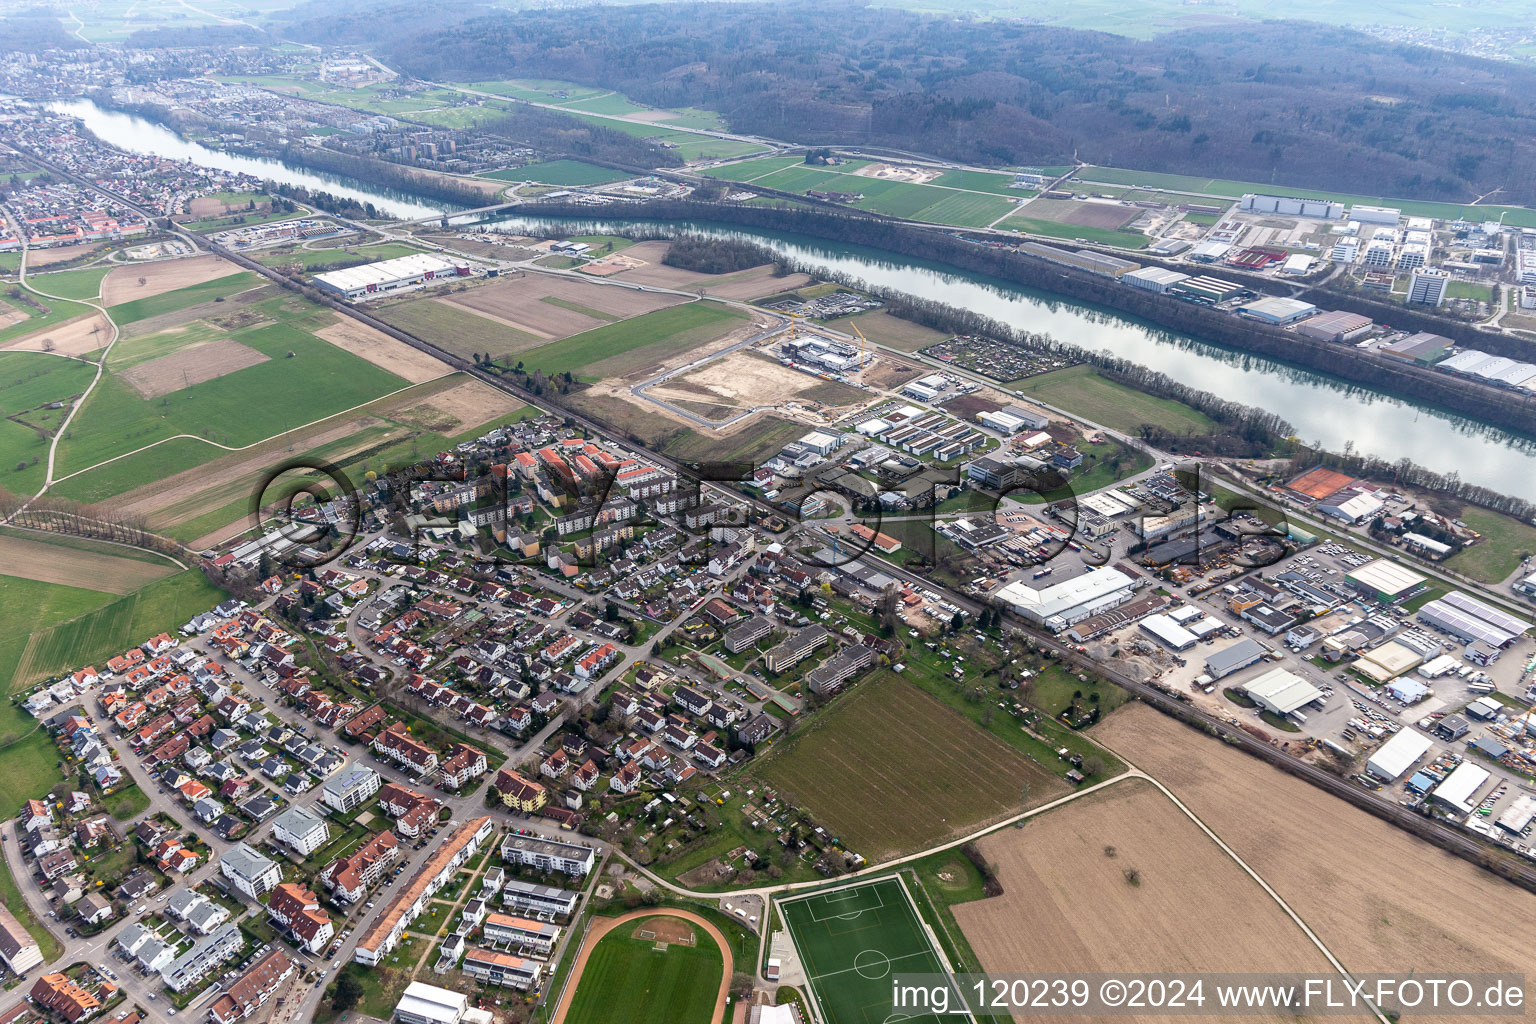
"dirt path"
549,908,733,1024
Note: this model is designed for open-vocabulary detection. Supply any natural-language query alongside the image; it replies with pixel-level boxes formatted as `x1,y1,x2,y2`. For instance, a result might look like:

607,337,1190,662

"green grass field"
104,271,262,323
482,160,632,186
1010,365,1215,435
778,877,953,1024
751,671,1054,859
707,159,1020,227
519,302,746,381
999,212,1149,248
564,916,724,1024
0,292,94,347
33,266,110,301
0,352,99,494
929,169,1032,196
250,241,424,270
1444,505,1536,583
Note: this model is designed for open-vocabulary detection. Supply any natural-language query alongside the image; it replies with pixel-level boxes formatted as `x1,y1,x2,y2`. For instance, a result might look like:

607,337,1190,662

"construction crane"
849,321,869,370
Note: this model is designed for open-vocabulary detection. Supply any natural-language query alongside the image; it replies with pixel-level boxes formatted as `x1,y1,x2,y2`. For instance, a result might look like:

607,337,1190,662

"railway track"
24,147,1536,894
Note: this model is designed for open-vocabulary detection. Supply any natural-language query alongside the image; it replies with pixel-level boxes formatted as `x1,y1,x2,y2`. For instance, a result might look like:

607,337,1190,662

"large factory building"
313,253,473,300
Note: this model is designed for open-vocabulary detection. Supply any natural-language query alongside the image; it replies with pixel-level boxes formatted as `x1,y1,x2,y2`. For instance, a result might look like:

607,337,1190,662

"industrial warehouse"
313,252,477,300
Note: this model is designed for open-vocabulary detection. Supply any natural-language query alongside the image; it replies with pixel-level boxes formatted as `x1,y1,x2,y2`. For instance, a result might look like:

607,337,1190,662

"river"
460,213,1536,501
39,101,1536,499
51,98,447,221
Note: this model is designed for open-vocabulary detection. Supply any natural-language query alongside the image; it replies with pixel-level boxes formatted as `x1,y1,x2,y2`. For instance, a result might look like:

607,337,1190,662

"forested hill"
293,0,1536,204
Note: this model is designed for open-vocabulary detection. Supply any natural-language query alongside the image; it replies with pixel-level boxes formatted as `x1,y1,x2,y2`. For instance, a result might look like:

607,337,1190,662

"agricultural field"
957,779,1354,1024
0,353,98,494
778,877,952,1024
0,289,96,349
0,532,177,593
518,301,747,381
929,169,1035,196
561,916,725,1024
482,160,633,186
750,671,1060,860
649,350,864,417
104,270,262,324
61,374,524,544
8,569,226,694
704,158,1023,227
53,292,410,487
375,298,544,363
1095,704,1536,1000
844,311,950,352
0,560,221,828
603,240,812,300
1000,213,1150,248
1010,365,1215,435
442,274,683,342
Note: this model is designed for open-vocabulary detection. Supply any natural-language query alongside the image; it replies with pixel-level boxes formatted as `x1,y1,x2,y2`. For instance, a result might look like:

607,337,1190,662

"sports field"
562,915,724,1024
779,876,966,1024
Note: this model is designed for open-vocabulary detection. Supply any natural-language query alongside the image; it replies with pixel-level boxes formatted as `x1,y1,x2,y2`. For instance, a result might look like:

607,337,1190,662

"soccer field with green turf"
779,876,970,1024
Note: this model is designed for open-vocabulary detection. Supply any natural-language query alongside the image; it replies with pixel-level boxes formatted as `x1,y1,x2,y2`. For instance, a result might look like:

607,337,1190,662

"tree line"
0,490,187,561
516,197,1536,441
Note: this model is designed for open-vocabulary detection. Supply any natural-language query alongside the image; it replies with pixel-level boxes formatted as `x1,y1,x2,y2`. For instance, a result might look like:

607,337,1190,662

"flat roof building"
314,253,471,301
994,568,1137,632
1122,267,1189,294
1418,591,1528,648
1237,296,1318,325
1294,310,1373,343
394,982,467,1024
1345,559,1426,602
500,834,596,876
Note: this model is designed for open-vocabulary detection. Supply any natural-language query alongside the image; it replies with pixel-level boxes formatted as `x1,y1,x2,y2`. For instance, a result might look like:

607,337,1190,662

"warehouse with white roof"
1139,613,1198,651
314,253,472,300
1430,762,1491,815
1366,729,1434,780
994,568,1137,631
1497,794,1536,834
1240,667,1323,716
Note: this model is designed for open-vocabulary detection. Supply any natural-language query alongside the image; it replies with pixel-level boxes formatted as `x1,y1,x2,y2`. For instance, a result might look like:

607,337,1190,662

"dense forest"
124,25,270,48
0,13,82,51
479,105,683,171
661,235,784,275
272,1,1536,204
